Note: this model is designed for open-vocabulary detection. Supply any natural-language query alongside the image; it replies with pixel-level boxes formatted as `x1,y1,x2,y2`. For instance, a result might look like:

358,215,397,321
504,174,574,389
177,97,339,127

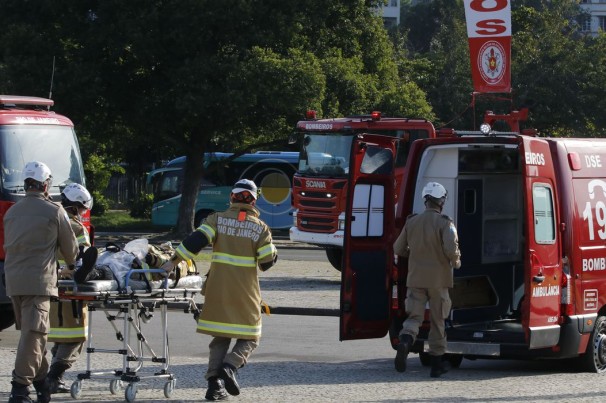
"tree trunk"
174,147,204,237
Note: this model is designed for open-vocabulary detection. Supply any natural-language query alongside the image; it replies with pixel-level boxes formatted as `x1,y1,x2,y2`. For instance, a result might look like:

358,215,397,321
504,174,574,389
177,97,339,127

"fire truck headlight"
326,193,332,198
338,220,345,231
480,123,491,135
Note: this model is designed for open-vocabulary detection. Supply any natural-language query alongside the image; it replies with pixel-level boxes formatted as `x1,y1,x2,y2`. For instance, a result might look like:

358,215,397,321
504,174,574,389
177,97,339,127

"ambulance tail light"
560,271,574,316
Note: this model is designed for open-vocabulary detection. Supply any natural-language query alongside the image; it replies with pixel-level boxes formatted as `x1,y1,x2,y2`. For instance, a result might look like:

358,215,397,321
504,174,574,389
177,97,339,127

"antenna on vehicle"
47,56,56,110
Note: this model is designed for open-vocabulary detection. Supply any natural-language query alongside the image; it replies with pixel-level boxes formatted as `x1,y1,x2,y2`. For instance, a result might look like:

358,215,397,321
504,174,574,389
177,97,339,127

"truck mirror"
288,133,298,145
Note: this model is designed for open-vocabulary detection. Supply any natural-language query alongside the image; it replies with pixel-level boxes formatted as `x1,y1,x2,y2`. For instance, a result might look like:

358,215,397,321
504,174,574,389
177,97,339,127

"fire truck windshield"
0,125,86,193
298,133,353,177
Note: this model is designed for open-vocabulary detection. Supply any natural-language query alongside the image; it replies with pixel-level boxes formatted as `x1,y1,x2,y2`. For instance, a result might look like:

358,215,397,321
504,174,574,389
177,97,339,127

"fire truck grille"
299,216,335,232
300,200,335,208
302,191,332,198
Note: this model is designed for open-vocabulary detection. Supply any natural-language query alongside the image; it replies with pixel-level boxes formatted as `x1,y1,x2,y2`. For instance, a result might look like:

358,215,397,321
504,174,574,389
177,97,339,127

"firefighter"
392,182,461,378
4,161,79,403
161,179,278,401
46,183,94,394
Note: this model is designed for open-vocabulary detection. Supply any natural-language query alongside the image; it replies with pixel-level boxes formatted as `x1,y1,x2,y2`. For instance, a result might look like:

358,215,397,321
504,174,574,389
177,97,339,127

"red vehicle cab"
289,111,436,270
341,128,606,372
0,95,89,331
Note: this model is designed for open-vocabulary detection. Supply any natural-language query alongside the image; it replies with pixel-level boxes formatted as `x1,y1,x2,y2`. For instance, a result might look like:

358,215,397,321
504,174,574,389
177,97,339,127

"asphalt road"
2,252,606,402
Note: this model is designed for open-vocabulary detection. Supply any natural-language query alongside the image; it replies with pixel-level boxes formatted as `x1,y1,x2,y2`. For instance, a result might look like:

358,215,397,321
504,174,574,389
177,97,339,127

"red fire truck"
340,119,606,372
289,110,437,270
0,95,89,331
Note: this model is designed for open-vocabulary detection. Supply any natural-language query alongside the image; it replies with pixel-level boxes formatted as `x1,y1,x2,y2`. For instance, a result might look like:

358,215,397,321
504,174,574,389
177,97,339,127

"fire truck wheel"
581,315,606,373
325,248,342,271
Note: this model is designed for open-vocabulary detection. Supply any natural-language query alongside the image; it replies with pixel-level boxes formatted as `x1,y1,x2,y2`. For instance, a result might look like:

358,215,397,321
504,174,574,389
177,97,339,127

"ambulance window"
533,184,555,244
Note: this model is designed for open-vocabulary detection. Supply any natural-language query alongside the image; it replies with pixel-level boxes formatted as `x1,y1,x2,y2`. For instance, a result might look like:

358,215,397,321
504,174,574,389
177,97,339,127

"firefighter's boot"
8,381,32,403
205,376,228,401
47,362,71,394
218,363,240,396
32,378,51,403
430,355,448,378
394,334,413,373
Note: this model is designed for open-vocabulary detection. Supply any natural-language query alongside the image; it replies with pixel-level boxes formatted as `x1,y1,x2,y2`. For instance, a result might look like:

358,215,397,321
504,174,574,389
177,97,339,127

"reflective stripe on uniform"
198,224,216,242
211,252,256,267
48,326,87,339
257,243,276,259
197,319,261,337
176,243,197,261
77,233,89,245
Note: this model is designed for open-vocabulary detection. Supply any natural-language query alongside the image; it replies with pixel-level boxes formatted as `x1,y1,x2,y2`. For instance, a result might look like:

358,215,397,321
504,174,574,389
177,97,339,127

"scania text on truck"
0,95,89,331
289,110,437,270
341,125,606,372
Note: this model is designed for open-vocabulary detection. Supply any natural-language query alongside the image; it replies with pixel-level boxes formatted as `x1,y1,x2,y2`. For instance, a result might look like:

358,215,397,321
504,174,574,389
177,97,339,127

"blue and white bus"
147,151,298,229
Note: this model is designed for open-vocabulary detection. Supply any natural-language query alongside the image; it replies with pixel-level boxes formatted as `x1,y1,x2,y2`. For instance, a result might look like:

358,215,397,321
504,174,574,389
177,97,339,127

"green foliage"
90,191,110,217
92,210,153,232
129,192,153,219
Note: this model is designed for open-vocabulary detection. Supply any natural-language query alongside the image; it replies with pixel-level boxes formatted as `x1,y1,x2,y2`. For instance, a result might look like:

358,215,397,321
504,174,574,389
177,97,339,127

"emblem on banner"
478,41,506,85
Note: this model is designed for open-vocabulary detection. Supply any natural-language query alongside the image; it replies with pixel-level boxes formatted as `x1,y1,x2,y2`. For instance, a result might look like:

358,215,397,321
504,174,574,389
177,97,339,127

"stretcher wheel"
70,380,82,399
125,383,137,402
110,379,123,394
164,379,176,398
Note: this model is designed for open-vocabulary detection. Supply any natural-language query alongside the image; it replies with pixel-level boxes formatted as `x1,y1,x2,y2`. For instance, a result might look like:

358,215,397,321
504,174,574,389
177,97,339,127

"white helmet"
422,182,447,200
232,179,258,200
62,183,93,210
23,161,52,183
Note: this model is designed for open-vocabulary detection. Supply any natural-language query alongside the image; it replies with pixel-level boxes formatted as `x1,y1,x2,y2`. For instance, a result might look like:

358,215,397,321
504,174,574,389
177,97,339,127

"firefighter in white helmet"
4,162,79,403
46,183,96,394
161,178,278,401
393,182,461,378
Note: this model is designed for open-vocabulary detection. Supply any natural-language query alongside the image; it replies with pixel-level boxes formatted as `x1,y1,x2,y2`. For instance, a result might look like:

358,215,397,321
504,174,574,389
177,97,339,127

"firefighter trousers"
10,295,51,386
399,287,452,356
205,336,259,380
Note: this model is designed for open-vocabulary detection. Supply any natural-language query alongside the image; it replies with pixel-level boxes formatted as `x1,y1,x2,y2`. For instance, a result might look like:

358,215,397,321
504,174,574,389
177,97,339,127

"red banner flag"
464,0,512,94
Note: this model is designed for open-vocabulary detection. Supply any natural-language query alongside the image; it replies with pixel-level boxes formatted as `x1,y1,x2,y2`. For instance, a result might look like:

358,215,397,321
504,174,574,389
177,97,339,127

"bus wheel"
194,210,214,228
0,305,15,331
580,315,606,373
325,248,342,271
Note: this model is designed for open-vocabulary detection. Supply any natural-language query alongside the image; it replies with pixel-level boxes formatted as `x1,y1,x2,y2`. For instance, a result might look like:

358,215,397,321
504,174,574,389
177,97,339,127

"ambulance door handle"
533,275,545,283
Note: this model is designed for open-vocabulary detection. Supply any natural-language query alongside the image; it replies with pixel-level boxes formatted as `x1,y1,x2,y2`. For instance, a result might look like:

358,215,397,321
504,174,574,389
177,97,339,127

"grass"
92,210,156,232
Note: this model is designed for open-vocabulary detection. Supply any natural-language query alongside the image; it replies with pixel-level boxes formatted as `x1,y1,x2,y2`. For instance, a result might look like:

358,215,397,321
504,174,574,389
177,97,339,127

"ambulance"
340,124,606,372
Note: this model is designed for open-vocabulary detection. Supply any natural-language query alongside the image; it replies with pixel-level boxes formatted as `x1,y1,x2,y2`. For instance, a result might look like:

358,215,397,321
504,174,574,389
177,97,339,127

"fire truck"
289,110,437,270
0,95,89,331
340,115,606,372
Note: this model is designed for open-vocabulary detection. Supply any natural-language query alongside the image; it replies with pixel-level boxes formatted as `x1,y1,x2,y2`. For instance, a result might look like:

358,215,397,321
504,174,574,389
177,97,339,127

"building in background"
580,0,606,35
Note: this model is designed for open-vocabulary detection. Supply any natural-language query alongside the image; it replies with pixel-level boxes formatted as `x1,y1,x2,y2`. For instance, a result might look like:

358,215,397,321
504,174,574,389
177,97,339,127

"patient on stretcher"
65,239,199,291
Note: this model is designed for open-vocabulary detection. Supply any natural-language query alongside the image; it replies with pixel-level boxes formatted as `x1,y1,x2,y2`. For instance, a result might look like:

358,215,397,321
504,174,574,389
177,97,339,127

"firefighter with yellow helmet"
162,179,278,401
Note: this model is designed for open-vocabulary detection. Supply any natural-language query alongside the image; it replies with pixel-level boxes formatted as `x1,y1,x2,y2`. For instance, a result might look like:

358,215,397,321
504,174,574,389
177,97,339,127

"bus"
148,151,299,229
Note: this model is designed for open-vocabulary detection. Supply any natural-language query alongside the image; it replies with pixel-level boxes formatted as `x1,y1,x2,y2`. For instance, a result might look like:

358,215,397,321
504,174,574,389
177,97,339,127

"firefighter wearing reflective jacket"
161,179,277,401
47,183,94,394
393,182,461,378
4,161,79,403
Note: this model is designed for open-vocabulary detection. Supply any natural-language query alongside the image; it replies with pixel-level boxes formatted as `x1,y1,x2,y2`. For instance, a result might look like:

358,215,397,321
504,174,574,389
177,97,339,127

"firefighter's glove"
160,260,175,276
453,260,461,269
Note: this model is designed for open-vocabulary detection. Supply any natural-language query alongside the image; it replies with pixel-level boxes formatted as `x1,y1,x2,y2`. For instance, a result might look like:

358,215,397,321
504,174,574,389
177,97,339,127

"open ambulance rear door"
519,136,562,348
340,134,397,341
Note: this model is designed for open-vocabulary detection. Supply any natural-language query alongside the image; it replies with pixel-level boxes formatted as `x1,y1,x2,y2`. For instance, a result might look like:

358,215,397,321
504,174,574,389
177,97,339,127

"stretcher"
58,268,203,402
